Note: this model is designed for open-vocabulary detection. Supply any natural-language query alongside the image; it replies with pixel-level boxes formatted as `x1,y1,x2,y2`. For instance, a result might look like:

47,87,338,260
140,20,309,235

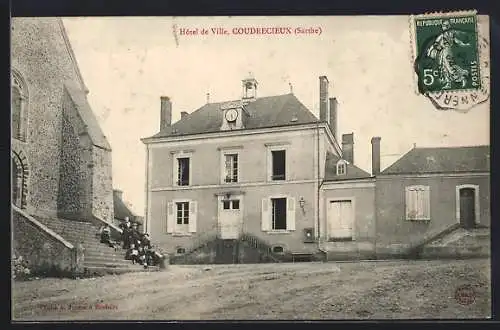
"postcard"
11,13,490,320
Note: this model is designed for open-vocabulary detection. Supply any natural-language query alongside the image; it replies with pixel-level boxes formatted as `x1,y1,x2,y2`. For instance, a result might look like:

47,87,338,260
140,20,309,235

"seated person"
138,247,148,268
141,233,151,249
100,225,111,244
129,243,140,264
130,224,142,247
144,246,155,266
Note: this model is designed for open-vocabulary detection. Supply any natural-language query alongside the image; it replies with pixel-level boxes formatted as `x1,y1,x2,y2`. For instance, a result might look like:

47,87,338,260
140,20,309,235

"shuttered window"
261,196,296,231
405,186,431,220
166,200,197,234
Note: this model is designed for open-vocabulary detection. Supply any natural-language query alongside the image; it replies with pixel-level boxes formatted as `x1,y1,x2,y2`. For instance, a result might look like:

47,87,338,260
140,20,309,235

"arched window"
12,151,29,209
11,71,28,141
336,160,347,176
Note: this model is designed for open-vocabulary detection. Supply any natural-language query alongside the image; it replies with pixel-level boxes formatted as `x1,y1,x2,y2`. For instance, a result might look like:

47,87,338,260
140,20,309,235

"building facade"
143,75,389,261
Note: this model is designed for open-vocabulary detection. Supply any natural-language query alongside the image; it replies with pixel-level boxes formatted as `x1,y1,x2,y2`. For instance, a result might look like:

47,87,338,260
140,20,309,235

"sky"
62,16,490,215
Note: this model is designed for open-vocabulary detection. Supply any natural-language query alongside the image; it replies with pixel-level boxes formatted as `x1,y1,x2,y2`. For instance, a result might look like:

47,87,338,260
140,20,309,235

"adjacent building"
375,145,490,254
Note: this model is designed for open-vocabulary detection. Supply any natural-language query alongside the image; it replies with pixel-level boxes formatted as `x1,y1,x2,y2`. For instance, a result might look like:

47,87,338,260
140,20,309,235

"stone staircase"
35,216,160,275
239,233,285,263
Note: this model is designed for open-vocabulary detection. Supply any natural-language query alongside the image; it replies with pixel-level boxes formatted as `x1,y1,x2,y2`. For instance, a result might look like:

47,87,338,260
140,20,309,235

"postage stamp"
410,10,490,111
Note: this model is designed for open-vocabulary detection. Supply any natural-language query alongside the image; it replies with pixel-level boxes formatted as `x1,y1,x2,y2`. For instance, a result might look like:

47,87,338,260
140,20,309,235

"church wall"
11,18,88,217
91,147,114,223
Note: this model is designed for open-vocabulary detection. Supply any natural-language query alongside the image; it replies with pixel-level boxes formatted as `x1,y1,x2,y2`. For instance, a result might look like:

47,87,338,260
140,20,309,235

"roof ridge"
413,145,490,150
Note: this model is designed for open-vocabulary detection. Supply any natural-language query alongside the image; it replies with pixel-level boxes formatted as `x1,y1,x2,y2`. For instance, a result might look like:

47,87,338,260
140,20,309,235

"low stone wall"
12,206,84,277
420,228,490,259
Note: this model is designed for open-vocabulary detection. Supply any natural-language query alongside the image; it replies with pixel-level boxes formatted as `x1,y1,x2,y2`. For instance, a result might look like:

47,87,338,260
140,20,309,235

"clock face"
225,109,238,122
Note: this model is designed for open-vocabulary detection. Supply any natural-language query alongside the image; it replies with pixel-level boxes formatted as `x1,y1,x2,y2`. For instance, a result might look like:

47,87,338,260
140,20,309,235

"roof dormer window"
336,160,347,176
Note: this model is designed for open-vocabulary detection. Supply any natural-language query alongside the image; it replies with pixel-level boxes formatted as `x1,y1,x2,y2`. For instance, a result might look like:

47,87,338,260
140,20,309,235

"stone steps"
34,216,158,276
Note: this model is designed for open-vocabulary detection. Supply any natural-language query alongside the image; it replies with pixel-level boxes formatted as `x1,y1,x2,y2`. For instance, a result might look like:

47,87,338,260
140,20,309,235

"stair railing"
240,232,282,263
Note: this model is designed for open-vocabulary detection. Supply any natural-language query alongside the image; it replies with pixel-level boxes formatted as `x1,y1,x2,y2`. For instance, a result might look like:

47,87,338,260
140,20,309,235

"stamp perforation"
409,10,490,111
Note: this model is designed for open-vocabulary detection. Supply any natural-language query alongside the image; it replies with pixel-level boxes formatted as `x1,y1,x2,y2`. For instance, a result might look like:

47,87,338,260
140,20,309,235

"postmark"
410,11,490,111
454,284,476,305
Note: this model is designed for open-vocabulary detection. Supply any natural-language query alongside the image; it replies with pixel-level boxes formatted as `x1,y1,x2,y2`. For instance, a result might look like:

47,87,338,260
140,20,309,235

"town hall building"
142,75,383,263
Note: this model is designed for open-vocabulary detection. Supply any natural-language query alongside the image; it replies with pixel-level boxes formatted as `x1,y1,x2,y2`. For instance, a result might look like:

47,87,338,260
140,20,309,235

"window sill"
328,237,354,242
171,232,193,237
406,218,431,222
266,230,293,235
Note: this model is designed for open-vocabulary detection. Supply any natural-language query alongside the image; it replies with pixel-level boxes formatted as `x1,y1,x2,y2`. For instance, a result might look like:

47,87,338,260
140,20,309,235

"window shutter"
424,186,430,219
189,201,197,233
166,201,174,233
261,198,270,231
172,156,178,186
287,197,296,231
405,187,411,220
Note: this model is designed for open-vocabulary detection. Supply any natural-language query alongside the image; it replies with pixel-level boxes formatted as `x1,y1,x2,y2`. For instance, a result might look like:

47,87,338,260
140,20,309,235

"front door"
328,200,353,241
218,197,242,239
459,188,476,229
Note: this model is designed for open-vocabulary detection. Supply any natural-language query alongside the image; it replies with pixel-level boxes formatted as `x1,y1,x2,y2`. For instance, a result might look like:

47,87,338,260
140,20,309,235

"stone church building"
11,18,159,276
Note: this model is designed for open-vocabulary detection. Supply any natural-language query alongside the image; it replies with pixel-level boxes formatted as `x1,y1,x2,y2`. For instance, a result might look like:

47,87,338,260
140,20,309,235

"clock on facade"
225,109,238,122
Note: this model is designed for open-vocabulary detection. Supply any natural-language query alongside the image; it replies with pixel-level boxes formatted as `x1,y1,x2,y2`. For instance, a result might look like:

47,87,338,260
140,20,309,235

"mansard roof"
147,93,319,139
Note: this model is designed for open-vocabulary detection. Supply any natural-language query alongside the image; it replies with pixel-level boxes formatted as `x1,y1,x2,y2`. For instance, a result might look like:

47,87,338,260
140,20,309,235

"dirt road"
12,259,491,320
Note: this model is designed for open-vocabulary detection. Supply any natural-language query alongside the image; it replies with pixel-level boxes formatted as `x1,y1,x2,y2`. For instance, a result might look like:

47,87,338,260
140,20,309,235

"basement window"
272,245,285,254
176,247,186,255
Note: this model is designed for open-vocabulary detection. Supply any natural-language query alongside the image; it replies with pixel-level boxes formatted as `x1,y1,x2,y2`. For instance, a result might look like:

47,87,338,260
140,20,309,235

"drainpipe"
316,121,321,243
144,145,149,234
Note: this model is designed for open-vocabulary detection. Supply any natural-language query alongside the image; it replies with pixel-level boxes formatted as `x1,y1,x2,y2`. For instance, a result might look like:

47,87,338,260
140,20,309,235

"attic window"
336,160,347,176
290,116,298,122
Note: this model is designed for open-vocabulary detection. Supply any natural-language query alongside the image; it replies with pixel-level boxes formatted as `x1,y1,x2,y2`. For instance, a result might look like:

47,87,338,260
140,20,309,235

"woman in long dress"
425,20,471,89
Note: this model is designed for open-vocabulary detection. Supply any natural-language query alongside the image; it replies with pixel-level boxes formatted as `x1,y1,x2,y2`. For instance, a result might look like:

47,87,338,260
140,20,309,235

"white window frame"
166,199,197,236
172,151,193,187
405,185,431,221
266,143,290,182
219,149,241,184
455,184,480,225
336,160,347,176
261,194,296,233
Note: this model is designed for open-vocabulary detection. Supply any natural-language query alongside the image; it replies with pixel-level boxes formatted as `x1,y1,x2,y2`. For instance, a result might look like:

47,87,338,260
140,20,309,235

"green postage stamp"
411,10,490,111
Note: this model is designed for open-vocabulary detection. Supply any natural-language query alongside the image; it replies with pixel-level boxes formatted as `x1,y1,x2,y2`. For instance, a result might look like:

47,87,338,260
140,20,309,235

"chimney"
113,189,123,200
160,96,172,130
342,133,354,164
206,93,210,104
329,97,338,142
319,76,329,122
180,111,188,119
371,137,381,176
